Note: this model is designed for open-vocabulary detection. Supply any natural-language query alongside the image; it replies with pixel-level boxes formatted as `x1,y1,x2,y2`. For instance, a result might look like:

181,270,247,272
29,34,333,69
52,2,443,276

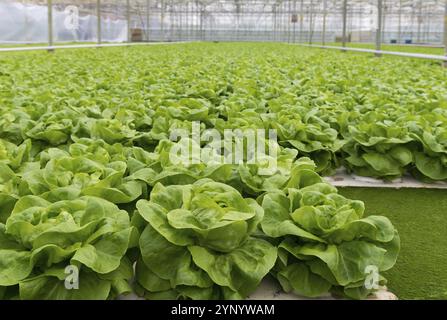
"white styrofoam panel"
324,168,447,190
118,276,397,301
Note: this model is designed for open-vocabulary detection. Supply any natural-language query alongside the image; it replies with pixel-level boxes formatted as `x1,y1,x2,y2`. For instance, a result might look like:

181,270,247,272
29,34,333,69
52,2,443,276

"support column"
127,0,131,43
293,0,297,43
146,0,150,41
309,0,314,44
273,4,276,42
382,0,386,43
322,0,327,45
444,0,447,67
161,0,165,41
47,0,53,51
417,0,422,43
287,0,291,43
342,0,347,50
398,0,402,43
97,0,101,44
376,0,383,57
299,0,303,43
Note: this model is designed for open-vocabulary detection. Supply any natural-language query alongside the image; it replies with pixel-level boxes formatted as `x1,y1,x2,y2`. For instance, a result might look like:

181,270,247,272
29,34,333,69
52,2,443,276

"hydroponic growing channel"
0,42,446,301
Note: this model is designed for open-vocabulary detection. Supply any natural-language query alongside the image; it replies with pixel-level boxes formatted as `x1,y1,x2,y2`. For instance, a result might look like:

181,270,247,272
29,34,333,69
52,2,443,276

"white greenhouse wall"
0,2,128,43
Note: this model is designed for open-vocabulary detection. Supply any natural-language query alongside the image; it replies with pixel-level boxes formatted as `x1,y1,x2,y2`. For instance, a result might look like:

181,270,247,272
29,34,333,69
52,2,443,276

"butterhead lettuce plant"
261,161,400,299
135,179,277,299
0,195,137,299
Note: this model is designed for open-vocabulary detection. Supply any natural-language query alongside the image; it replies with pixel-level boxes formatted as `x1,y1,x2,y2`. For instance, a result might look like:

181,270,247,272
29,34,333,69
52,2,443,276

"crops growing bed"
0,42,445,300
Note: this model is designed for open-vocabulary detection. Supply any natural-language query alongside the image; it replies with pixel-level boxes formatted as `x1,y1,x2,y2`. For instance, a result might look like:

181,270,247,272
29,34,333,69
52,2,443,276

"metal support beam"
376,0,383,57
293,0,297,43
382,0,386,43
235,0,240,42
299,0,303,43
398,0,402,44
272,4,276,42
322,0,327,45
161,0,165,41
97,0,101,45
200,5,204,41
444,0,447,67
299,0,304,43
417,0,422,43
170,1,174,41
342,0,347,50
287,0,291,43
309,0,314,44
47,0,53,50
146,0,150,42
127,0,131,43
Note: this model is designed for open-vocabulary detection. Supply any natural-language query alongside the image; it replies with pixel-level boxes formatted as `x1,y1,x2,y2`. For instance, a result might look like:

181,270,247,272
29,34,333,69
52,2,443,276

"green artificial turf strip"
338,187,447,300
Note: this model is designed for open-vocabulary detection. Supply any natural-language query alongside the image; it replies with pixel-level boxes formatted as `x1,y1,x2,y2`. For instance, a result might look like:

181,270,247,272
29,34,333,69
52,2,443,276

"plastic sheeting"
0,2,128,44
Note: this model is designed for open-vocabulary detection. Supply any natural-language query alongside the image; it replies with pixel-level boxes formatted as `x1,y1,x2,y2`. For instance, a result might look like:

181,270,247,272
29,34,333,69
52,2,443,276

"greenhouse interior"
0,0,446,303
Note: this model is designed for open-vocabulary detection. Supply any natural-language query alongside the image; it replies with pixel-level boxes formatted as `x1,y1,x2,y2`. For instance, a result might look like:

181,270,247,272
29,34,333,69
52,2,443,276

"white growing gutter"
292,43,447,62
324,169,447,190
0,42,188,53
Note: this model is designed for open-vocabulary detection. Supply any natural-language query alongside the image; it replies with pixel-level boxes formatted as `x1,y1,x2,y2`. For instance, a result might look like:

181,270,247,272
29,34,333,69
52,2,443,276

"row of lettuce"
2,98,446,181
0,135,399,299
1,44,446,181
